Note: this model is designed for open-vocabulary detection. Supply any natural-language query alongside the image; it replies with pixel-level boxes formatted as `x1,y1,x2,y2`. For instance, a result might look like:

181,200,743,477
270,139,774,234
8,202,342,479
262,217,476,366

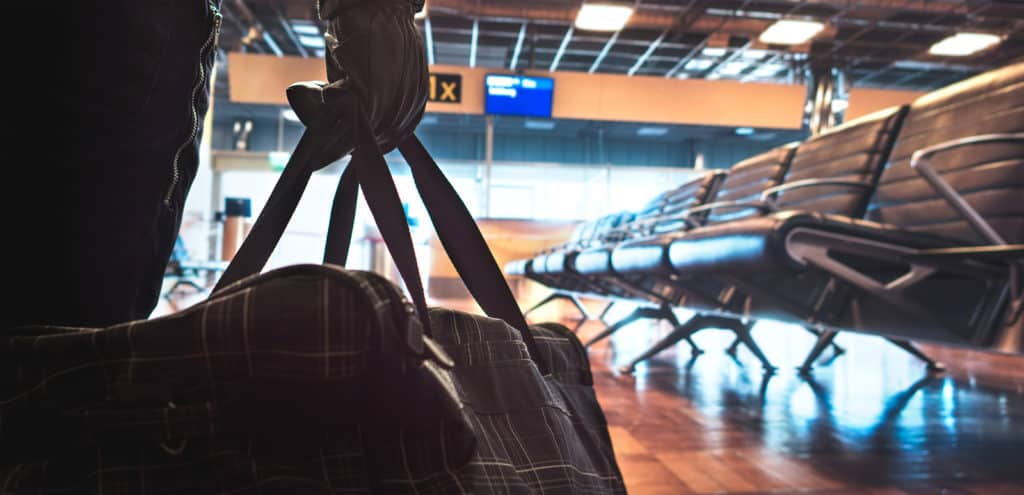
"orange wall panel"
228,53,919,130
846,87,925,120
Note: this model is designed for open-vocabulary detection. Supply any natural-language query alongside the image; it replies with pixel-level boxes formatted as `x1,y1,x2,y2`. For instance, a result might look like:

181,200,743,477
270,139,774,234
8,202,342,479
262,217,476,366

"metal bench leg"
798,329,839,375
664,309,705,356
568,294,591,321
524,292,562,317
585,308,645,347
597,301,615,325
887,338,946,373
725,337,741,356
568,294,592,332
619,315,706,374
805,327,845,355
525,292,588,323
727,319,776,373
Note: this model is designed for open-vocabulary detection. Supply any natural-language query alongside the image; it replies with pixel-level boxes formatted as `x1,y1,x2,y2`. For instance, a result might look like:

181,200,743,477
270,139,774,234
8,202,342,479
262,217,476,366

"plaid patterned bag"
2,0,624,490
1,266,624,493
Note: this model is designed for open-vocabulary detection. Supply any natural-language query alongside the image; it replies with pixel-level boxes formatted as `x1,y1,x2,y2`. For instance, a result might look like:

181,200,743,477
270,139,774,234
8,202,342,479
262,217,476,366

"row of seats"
506,62,1023,374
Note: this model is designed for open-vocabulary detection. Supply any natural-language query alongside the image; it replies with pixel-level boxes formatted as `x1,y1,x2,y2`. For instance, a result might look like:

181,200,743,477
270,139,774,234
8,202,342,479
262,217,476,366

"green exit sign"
268,151,290,171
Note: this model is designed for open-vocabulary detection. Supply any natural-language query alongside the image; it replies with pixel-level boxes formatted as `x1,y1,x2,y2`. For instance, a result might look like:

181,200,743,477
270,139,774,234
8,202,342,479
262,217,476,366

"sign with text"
429,73,462,103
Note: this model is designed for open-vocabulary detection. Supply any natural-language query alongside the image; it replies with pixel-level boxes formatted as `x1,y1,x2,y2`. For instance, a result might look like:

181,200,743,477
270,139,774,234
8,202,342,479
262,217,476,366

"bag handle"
321,139,541,362
341,106,434,335
215,106,434,335
398,137,537,349
213,131,327,293
215,93,542,363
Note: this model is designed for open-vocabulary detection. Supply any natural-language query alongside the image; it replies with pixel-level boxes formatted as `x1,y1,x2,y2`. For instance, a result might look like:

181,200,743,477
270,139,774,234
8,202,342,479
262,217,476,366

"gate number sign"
429,73,462,103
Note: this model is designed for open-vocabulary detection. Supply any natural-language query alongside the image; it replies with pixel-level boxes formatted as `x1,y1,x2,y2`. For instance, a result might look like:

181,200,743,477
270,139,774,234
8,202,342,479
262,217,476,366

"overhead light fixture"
735,127,755,136
299,35,326,49
637,126,669,137
720,61,750,76
741,49,768,60
752,63,786,77
928,32,1001,57
759,19,825,45
684,59,714,71
575,3,634,32
525,119,557,131
701,47,727,57
291,23,319,36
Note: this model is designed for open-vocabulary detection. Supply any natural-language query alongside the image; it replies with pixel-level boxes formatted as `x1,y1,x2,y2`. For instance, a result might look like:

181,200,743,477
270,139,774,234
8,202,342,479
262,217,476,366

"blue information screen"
484,75,555,118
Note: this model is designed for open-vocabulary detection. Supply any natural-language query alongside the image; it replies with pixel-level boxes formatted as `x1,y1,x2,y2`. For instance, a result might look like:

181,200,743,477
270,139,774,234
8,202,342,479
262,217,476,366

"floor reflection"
593,319,1024,488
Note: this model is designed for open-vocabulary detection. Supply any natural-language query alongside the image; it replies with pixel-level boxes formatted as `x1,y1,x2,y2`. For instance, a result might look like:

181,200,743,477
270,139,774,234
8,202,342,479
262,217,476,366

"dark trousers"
8,0,222,328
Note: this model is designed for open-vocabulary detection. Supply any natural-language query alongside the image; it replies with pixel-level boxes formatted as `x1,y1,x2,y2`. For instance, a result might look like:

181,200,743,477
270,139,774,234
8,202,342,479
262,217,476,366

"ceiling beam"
261,31,284,57
589,31,622,74
425,17,436,66
274,6,308,57
704,40,754,79
665,38,708,78
629,32,666,76
550,26,574,72
510,23,527,70
469,19,479,68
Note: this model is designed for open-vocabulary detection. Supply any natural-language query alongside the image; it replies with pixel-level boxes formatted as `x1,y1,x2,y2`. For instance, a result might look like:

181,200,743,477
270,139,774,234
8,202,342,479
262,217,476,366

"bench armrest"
911,132,1024,246
760,179,873,201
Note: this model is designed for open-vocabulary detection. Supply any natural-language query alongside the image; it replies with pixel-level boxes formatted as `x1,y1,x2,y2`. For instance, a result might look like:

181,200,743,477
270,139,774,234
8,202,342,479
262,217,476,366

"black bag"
1,1,625,492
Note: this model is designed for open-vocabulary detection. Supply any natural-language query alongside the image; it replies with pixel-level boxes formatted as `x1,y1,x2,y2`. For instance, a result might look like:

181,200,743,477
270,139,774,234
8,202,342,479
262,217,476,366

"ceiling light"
575,3,634,32
759,20,825,45
741,49,768,60
928,33,1001,57
637,126,669,137
684,59,713,71
720,61,750,76
752,63,786,77
525,119,557,131
291,23,319,36
299,35,325,48
702,47,727,57
735,127,755,136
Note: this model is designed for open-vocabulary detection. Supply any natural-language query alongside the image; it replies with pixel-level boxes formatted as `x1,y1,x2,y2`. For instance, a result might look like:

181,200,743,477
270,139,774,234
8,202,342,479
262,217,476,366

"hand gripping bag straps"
213,89,543,367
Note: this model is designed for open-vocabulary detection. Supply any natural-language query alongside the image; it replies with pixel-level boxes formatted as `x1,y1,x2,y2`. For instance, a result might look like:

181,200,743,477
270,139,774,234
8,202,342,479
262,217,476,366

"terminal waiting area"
4,0,1023,493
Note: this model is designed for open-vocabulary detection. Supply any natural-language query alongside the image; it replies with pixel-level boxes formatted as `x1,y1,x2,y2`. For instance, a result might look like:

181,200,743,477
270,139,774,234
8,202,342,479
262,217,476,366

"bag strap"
323,162,359,267
214,99,541,363
213,131,325,293
398,136,539,356
215,106,434,335
317,135,541,361
342,107,433,334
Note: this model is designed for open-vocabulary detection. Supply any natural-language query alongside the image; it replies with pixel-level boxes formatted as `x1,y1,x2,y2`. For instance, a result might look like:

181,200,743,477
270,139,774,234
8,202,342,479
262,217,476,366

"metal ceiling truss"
216,0,1024,92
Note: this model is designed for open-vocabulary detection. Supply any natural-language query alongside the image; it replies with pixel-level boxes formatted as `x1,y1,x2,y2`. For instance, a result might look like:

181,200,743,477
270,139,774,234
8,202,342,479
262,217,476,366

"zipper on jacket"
164,1,223,207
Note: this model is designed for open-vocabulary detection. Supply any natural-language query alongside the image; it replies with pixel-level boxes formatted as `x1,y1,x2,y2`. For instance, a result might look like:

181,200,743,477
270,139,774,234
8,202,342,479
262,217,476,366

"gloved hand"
289,0,428,161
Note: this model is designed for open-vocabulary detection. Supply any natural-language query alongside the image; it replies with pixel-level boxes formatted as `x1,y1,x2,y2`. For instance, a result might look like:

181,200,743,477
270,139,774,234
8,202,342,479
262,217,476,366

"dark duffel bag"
1,3,625,492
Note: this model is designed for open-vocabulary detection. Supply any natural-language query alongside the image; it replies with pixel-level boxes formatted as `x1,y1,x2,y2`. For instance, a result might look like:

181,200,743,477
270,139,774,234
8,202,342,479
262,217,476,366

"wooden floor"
158,289,1024,494
570,305,1024,495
